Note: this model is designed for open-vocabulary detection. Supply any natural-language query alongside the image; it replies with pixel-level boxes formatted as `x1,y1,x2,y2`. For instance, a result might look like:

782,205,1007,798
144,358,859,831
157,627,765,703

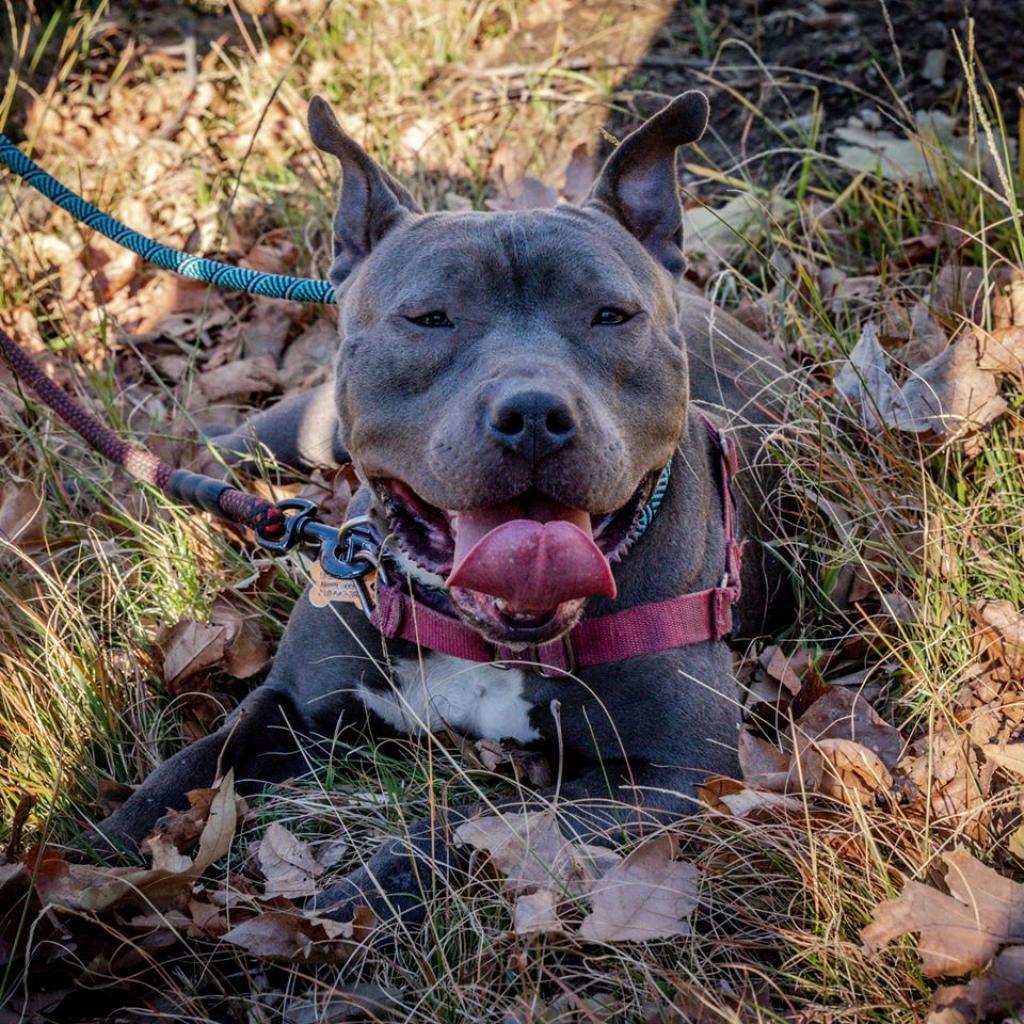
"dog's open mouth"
371,471,663,646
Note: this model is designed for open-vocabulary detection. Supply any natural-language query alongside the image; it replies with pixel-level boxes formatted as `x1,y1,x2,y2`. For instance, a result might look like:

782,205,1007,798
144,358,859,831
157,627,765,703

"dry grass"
1,1,1023,1021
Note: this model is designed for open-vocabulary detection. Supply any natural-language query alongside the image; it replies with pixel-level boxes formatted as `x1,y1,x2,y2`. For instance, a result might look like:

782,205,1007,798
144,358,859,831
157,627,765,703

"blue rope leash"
0,133,336,304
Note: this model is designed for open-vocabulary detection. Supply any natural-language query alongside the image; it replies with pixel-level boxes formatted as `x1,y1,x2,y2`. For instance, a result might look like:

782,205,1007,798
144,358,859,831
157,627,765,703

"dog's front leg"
91,684,316,854
313,760,703,925
91,592,384,856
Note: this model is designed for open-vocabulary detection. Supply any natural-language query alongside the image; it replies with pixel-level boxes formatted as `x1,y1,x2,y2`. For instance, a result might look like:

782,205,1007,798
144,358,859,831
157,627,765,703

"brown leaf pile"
862,849,1024,1022
456,812,699,943
0,773,373,1021
833,267,1024,451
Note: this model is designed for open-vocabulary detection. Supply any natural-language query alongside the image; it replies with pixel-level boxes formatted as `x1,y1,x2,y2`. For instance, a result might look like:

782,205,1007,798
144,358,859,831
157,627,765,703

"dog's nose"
488,389,577,461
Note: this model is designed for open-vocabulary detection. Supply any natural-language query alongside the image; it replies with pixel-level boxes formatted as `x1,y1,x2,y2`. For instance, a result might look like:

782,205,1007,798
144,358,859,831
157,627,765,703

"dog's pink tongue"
447,500,616,613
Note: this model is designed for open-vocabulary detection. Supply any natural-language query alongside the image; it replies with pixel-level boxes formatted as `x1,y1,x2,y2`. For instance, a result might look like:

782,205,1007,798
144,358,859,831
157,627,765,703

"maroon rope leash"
0,326,286,541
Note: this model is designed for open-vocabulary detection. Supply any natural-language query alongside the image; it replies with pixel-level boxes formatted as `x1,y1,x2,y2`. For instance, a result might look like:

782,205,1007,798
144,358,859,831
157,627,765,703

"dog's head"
309,93,709,646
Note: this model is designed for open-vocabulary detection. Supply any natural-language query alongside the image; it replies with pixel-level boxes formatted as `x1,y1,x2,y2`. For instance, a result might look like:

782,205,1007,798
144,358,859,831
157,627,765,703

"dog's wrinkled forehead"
351,206,673,315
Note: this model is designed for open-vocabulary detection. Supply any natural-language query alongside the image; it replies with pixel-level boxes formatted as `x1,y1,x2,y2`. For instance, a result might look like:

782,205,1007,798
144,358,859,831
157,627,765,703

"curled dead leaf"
797,738,893,807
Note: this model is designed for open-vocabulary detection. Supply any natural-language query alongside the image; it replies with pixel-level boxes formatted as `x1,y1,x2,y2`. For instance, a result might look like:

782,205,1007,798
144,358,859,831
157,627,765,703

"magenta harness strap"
369,416,743,675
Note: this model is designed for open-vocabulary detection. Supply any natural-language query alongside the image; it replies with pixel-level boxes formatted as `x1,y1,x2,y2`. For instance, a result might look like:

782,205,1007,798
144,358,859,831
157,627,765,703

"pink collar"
368,416,742,677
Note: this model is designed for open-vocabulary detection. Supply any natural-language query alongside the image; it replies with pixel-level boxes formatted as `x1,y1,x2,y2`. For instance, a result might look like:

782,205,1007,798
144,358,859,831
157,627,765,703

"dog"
95,91,793,921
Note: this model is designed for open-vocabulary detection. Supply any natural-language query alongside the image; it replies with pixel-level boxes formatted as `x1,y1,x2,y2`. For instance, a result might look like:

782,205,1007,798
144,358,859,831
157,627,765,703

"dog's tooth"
495,598,509,612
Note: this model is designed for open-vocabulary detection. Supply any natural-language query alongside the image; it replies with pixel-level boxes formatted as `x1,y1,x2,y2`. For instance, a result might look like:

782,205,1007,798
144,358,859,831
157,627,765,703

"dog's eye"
591,307,633,326
406,310,454,328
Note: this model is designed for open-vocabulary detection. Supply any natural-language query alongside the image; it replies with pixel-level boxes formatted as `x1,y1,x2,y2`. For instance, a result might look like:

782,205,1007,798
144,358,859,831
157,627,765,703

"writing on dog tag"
309,559,376,610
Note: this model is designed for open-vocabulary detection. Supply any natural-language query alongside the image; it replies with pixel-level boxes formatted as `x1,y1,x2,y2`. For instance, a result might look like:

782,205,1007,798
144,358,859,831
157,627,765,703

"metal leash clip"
318,515,388,618
254,497,322,553
256,502,387,616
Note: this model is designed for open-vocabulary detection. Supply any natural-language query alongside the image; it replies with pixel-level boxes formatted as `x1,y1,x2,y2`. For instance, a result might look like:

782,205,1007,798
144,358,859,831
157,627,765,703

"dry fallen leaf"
0,480,47,549
793,686,904,770
974,600,1024,671
861,848,1024,976
899,728,995,835
148,786,220,853
978,743,1024,779
835,322,1008,439
976,325,1024,376
578,835,699,943
210,593,271,679
455,811,606,896
896,333,1007,435
473,738,554,787
513,888,566,936
143,835,195,874
280,318,337,391
697,775,806,818
796,737,893,806
833,112,996,184
927,945,1024,1023
193,354,280,404
28,771,237,917
222,905,375,961
719,787,806,819
681,193,789,261
191,770,239,872
158,619,226,688
737,730,790,791
257,822,325,899
760,645,811,695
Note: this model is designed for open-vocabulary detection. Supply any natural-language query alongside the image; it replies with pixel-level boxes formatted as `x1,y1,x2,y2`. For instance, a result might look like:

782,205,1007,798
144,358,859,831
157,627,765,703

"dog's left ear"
585,91,709,277
308,96,422,286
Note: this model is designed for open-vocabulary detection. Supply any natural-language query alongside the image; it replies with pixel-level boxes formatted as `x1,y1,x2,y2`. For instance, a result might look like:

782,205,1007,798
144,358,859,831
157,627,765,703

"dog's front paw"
311,859,427,927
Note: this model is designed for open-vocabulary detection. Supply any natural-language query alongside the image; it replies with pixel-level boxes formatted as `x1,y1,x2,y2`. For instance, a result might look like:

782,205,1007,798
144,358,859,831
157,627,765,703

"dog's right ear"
585,92,709,277
308,96,422,286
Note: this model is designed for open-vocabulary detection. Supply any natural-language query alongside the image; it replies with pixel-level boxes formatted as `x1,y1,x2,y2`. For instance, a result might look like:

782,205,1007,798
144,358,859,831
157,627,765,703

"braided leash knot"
0,134,336,304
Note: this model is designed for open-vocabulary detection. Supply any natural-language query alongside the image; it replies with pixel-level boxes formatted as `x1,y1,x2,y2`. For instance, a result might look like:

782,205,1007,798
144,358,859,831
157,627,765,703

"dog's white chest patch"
357,653,539,742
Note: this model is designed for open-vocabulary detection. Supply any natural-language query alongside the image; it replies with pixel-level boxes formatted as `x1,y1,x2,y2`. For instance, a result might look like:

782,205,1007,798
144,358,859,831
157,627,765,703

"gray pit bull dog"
95,91,793,921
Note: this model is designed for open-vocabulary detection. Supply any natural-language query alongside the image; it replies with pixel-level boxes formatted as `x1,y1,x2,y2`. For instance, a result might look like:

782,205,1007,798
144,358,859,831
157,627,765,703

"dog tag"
309,559,376,610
